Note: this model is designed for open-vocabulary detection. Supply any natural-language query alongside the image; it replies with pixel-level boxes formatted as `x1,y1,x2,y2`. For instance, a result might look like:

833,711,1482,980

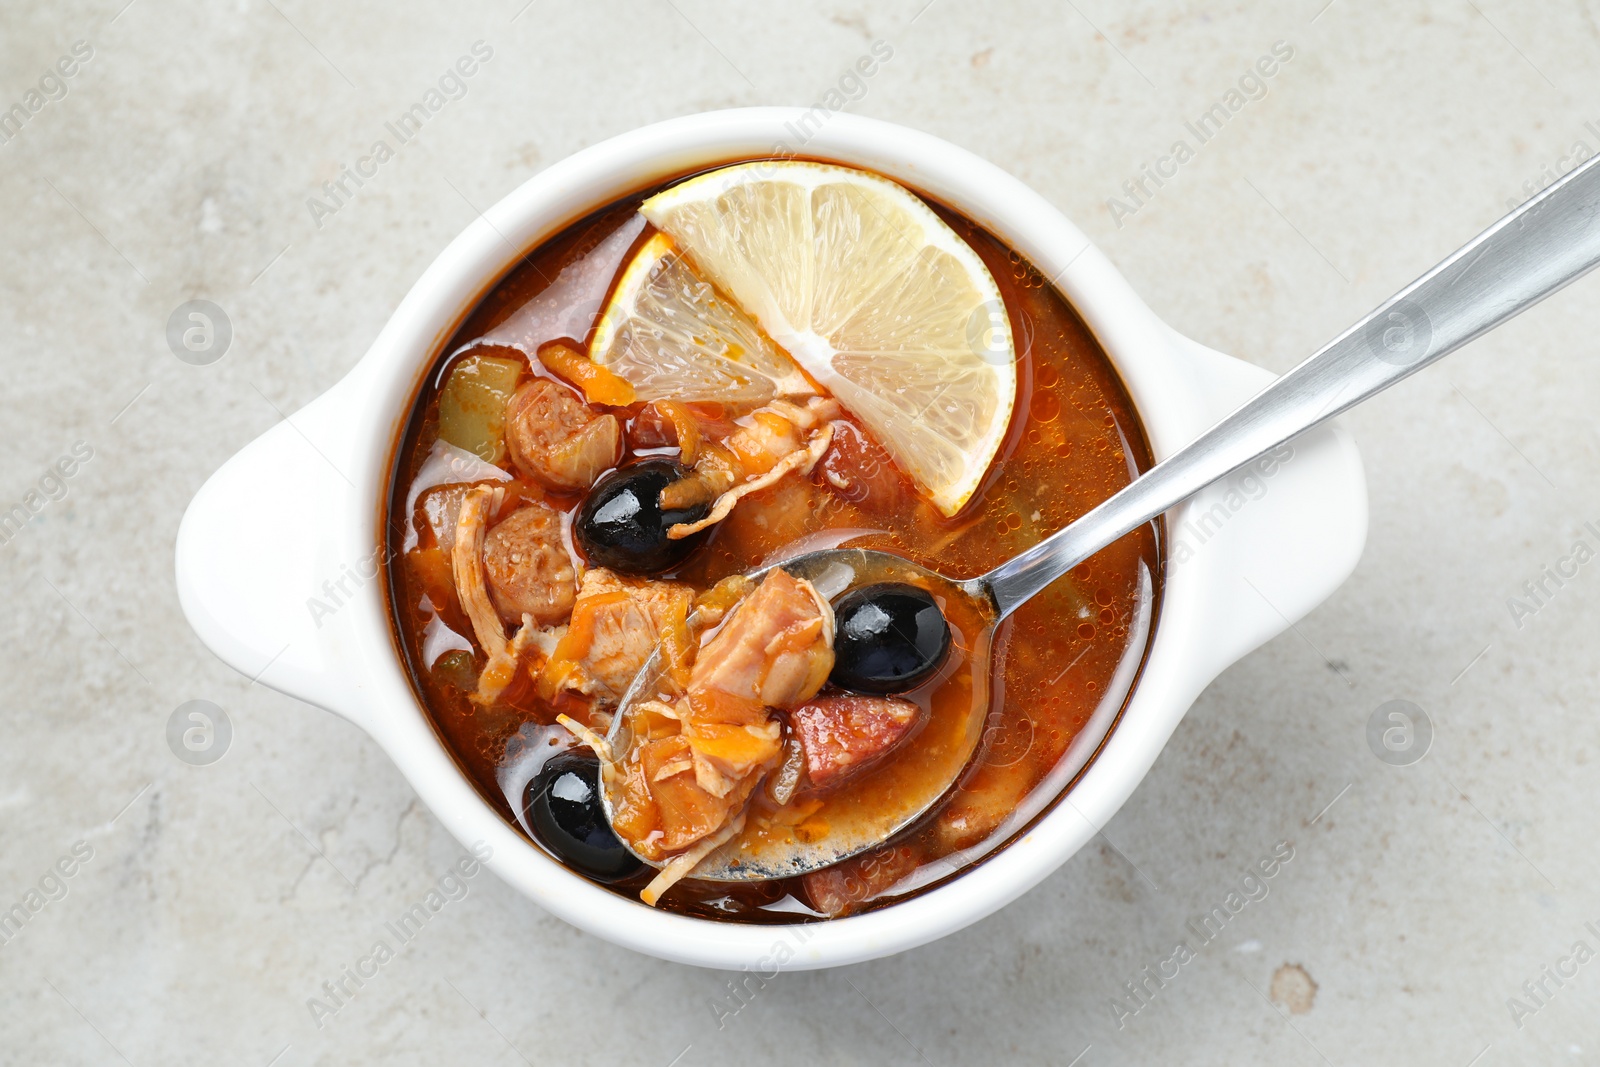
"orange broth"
384,169,1162,922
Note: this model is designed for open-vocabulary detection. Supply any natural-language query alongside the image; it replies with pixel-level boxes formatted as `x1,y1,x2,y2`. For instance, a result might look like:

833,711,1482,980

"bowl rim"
177,106,1367,970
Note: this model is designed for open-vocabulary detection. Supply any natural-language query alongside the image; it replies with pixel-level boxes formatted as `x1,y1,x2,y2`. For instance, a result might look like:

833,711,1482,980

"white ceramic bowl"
175,108,1366,970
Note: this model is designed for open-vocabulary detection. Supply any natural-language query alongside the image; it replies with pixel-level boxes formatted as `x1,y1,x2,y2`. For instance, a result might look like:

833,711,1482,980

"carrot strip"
538,341,636,407
656,400,702,464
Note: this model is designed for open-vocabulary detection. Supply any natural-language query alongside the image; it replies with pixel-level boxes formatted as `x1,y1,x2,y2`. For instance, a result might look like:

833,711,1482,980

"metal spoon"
602,151,1600,882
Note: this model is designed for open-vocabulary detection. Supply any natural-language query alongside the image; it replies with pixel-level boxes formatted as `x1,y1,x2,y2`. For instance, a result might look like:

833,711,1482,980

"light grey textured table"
3,2,1598,1064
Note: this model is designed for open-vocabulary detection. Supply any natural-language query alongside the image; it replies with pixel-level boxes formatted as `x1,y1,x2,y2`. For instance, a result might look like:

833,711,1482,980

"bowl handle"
1160,328,1368,678
175,379,376,728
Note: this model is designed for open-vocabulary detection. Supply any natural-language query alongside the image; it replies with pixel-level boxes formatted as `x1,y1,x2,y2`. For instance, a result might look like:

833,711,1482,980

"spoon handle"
984,153,1600,619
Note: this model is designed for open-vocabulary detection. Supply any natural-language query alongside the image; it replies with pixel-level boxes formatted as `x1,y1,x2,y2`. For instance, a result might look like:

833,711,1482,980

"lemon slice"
589,231,814,409
638,161,1016,516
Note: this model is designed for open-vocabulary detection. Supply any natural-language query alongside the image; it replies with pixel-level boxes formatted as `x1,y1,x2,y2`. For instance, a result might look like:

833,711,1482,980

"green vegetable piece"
437,354,523,463
432,649,478,693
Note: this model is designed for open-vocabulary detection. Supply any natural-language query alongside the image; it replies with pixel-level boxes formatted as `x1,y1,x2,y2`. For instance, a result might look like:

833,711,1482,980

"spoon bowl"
600,547,998,881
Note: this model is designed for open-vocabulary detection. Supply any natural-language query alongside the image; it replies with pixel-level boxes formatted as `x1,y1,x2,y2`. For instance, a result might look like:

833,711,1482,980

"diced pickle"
437,353,523,463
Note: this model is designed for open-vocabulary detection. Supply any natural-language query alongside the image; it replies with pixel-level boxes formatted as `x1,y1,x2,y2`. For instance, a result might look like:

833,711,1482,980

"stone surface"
2,1,1598,1064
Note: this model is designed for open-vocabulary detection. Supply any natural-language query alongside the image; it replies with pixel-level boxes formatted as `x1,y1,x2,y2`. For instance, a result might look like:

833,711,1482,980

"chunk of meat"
788,694,925,796
563,567,837,905
639,779,757,906
482,503,575,627
727,401,821,474
628,399,703,462
818,419,907,510
711,476,832,562
802,843,922,918
628,404,676,450
627,731,768,905
581,699,774,870
689,568,835,710
682,718,783,797
543,568,693,702
505,378,621,491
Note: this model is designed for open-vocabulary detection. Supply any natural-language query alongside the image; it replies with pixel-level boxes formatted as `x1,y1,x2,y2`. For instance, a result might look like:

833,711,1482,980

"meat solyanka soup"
384,161,1161,921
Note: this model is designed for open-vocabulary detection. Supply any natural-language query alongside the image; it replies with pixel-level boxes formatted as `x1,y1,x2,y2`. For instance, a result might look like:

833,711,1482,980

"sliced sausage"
505,378,621,491
482,502,575,626
789,693,925,796
802,843,921,918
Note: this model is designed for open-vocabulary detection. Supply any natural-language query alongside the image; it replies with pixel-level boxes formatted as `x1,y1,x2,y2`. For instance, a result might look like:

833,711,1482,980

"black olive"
830,582,952,694
574,458,709,575
524,751,643,884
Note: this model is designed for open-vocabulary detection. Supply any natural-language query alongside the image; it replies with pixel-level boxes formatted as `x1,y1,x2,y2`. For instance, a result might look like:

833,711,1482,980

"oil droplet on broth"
1030,392,1061,423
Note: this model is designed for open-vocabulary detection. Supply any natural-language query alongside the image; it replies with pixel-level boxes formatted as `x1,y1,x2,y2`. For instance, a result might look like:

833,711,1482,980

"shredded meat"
566,568,838,901
478,613,560,704
505,378,621,491
788,693,925,796
482,503,575,627
451,486,509,661
542,568,693,703
665,397,840,539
